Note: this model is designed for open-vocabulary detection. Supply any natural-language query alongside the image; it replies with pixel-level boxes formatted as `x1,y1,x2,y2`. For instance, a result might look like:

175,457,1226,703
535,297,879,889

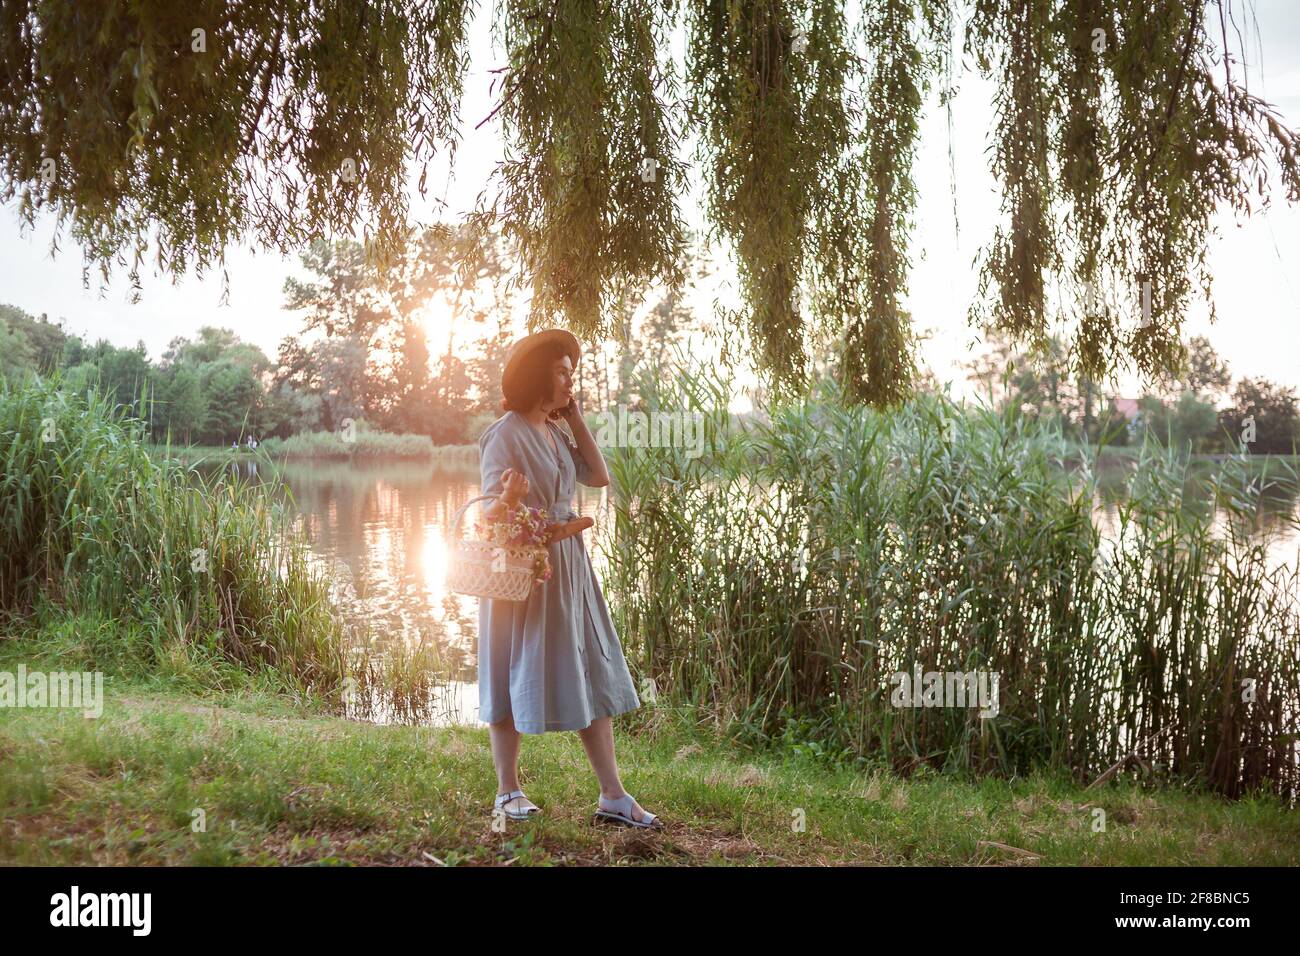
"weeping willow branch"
0,0,472,287
831,0,946,406
969,0,1300,389
690,0,830,399
1,1,1298,404
474,0,688,340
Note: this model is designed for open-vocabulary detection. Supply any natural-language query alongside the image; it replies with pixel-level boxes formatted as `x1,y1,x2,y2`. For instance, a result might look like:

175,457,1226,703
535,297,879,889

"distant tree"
1125,335,1234,453
965,333,1073,429
258,381,323,438
1220,378,1300,455
274,335,369,434
313,336,370,432
161,326,269,373
608,285,699,409
1176,392,1224,453
426,353,475,444
59,334,91,368
642,288,696,376
1137,391,1221,453
428,223,527,417
85,341,153,418
387,319,433,433
280,224,513,436
0,311,35,381
0,304,69,374
283,240,396,342
148,328,271,442
197,360,261,444
467,323,515,414
1095,397,1135,446
153,365,208,444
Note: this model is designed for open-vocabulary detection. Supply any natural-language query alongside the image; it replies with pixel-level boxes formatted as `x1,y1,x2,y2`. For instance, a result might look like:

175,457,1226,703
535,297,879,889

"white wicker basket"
445,494,543,602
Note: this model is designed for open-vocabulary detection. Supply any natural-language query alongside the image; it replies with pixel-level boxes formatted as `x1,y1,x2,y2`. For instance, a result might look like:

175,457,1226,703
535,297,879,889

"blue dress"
475,411,641,733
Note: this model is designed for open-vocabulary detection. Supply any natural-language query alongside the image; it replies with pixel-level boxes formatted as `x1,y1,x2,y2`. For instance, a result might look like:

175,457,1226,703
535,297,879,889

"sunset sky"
2,1,1297,406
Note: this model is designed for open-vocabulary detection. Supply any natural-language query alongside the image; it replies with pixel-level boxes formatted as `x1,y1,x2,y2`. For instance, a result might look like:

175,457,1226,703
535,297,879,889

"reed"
602,364,1300,798
430,444,479,465
0,376,442,718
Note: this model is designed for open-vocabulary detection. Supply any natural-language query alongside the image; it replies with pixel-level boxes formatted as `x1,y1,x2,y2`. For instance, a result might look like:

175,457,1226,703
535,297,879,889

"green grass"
1,635,1295,866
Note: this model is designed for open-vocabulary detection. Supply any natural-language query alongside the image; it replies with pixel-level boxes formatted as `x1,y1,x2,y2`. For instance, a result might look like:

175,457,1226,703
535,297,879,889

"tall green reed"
0,375,447,718
602,361,1300,798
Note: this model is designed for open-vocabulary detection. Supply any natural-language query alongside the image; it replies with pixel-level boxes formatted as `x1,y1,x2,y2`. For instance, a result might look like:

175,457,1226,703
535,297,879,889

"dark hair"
500,339,570,412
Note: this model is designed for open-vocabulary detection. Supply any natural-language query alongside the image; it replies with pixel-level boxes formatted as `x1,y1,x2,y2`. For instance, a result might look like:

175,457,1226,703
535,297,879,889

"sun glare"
421,529,449,602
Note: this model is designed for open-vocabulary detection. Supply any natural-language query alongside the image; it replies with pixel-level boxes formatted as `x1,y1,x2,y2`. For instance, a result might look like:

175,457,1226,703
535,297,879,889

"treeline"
0,220,520,446
965,334,1300,454
0,225,703,448
0,303,493,446
10,227,1291,456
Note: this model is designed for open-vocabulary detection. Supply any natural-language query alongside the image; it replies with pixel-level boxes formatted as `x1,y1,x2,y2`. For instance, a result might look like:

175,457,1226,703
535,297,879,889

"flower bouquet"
471,504,553,586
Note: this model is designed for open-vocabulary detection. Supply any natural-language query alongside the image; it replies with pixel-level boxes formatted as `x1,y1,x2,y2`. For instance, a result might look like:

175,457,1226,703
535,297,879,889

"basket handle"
448,493,504,542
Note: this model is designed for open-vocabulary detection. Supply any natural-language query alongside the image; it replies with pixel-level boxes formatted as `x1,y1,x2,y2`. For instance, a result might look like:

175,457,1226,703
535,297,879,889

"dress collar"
510,410,560,456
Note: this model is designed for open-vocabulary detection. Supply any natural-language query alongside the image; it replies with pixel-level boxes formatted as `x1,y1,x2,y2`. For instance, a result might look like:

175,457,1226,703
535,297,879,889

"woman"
476,328,663,830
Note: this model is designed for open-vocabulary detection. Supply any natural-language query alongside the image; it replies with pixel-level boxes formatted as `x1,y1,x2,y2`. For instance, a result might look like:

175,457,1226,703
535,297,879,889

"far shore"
146,442,478,464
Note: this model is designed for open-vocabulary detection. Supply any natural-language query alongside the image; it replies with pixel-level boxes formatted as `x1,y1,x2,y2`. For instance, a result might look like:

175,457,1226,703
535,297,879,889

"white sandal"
493,789,541,821
593,793,664,830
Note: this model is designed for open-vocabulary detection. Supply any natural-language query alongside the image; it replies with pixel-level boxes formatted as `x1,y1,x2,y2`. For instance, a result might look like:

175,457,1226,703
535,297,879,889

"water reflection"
1091,453,1300,574
228,457,261,480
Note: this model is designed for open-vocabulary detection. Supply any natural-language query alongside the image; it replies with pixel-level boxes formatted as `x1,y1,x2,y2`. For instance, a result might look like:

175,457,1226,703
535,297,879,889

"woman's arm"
482,467,592,543
560,399,610,487
479,421,529,523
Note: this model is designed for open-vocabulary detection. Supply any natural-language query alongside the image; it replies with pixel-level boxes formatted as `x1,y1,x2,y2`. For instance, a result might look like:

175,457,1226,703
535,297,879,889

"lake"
206,453,1300,729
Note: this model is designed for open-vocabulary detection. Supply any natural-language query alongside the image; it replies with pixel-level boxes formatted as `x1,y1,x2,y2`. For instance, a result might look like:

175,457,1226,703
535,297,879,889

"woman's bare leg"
488,715,538,811
577,716,654,821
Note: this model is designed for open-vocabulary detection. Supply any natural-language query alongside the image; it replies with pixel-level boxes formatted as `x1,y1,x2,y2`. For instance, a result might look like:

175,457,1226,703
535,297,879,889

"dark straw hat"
501,328,581,398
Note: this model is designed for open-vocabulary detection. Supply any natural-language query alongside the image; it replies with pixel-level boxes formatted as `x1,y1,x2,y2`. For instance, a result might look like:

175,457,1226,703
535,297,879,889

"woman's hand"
555,396,582,424
501,468,529,506
546,515,594,544
482,468,530,523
